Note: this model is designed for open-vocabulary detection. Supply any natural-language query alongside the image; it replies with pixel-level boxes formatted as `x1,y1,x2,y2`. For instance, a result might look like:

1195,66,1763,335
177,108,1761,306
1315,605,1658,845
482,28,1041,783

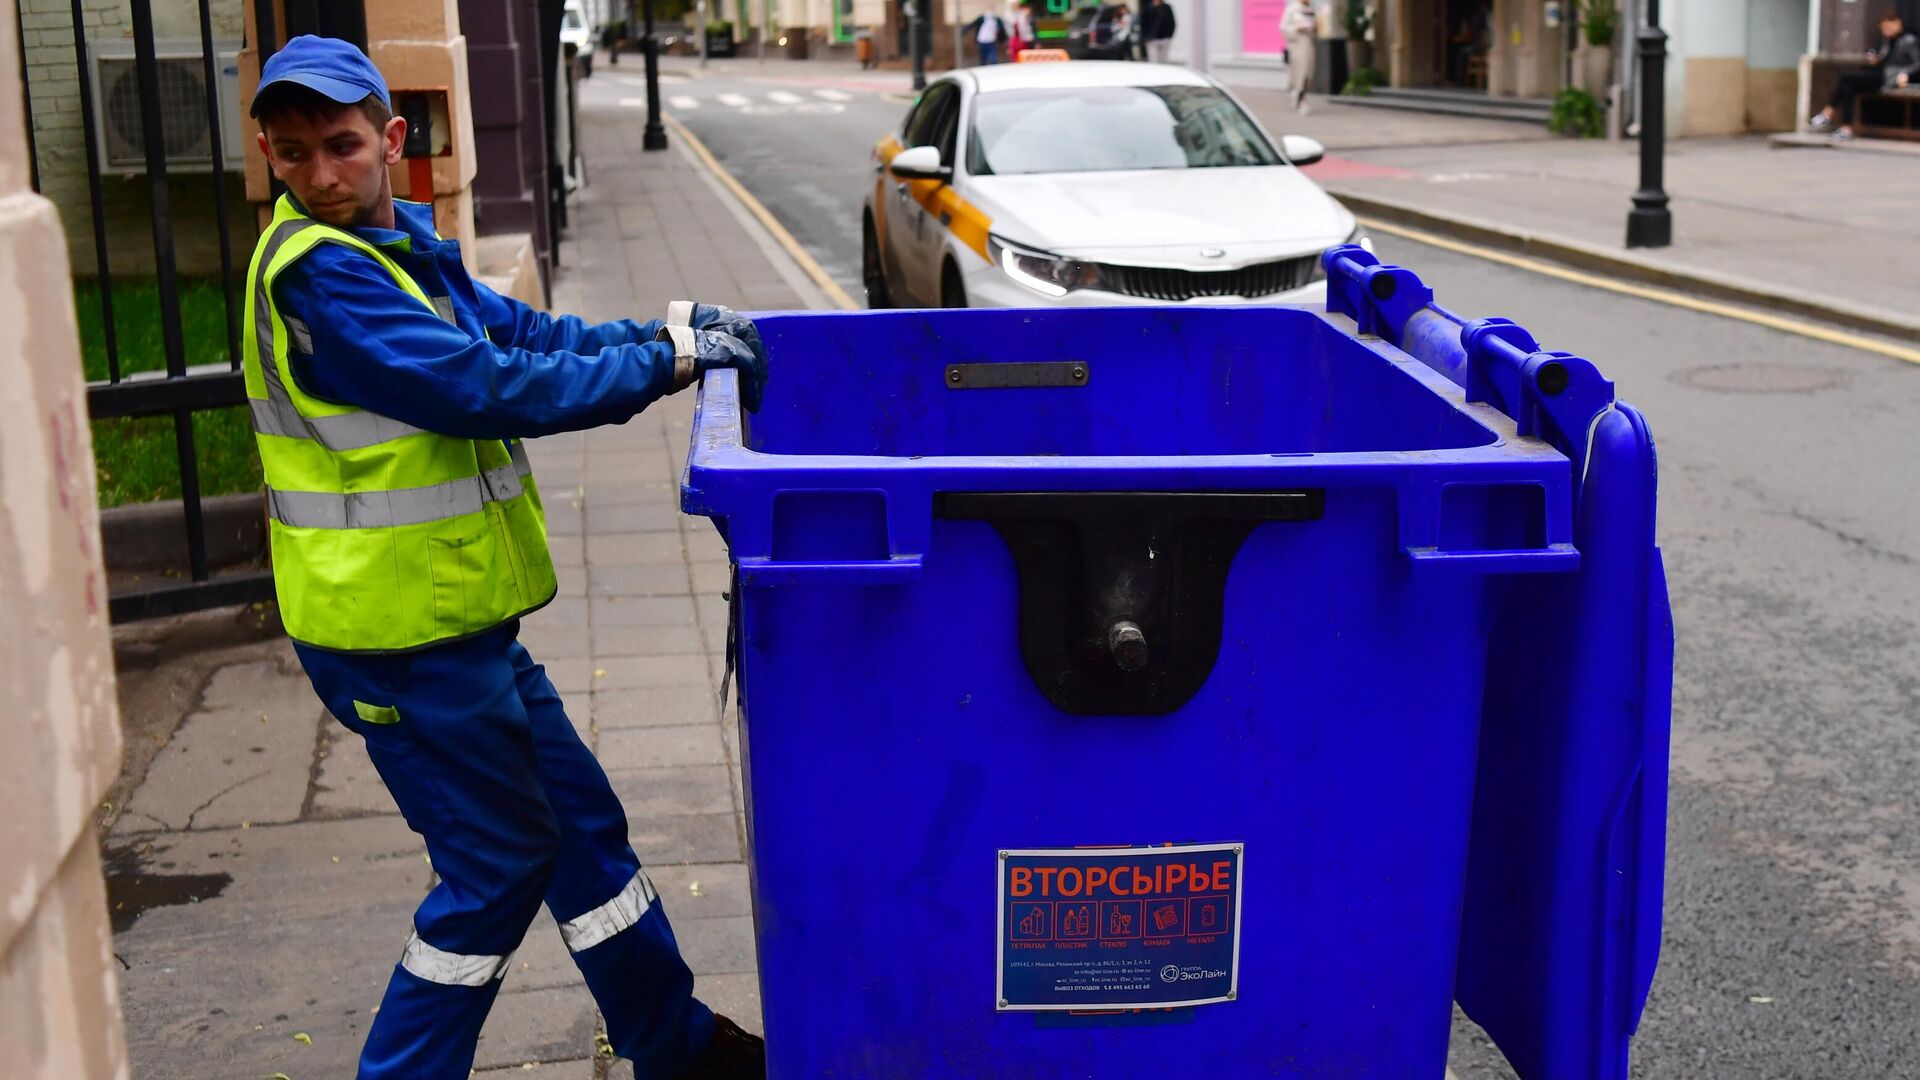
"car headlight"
988,234,1108,297
1345,223,1373,254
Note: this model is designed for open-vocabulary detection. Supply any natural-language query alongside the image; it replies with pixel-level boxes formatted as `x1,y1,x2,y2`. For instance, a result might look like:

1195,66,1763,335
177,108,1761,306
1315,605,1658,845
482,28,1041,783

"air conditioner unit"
87,39,244,175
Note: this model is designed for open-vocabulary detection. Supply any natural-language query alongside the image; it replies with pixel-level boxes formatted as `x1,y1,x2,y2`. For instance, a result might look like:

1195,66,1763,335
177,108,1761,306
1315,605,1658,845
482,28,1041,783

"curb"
101,492,265,573
1329,189,1920,346
662,115,857,311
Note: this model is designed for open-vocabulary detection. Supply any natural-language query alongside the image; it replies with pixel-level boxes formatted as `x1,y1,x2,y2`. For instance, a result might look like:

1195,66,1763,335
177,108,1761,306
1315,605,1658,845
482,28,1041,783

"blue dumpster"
681,249,1672,1079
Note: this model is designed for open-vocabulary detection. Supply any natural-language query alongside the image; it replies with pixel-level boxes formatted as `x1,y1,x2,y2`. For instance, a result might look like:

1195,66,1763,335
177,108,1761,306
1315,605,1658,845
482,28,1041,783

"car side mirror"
889,144,952,182
1281,135,1326,167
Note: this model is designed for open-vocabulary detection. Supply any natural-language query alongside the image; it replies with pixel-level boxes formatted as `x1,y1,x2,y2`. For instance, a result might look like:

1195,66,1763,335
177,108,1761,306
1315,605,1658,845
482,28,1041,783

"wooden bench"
1855,87,1920,141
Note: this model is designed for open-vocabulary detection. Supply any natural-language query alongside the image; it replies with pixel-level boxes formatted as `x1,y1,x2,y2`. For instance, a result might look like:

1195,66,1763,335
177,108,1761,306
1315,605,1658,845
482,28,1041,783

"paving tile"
594,686,719,729
555,564,588,598
627,812,742,864
589,563,692,597
576,479,679,507
591,594,698,628
516,619,592,660
111,816,428,1078
539,658,596,694
597,723,727,770
674,915,759,976
310,723,400,818
476,1060,596,1078
549,536,587,567
473,985,599,1071
506,920,579,993
586,500,686,533
689,972,764,1036
689,561,731,596
586,531,687,566
591,623,707,657
588,656,715,690
119,660,324,833
523,596,589,634
606,764,736,817
648,863,752,920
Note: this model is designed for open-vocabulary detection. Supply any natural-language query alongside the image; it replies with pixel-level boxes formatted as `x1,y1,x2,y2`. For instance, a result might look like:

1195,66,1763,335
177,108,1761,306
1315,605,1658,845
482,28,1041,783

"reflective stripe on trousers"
400,934,514,987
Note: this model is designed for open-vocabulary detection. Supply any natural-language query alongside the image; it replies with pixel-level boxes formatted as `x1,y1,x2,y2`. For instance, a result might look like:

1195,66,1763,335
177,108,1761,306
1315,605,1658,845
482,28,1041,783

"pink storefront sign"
1241,0,1289,54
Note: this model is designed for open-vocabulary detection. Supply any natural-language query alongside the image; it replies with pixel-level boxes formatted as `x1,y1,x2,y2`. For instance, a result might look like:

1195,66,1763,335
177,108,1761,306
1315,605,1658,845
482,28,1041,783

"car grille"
1097,254,1324,302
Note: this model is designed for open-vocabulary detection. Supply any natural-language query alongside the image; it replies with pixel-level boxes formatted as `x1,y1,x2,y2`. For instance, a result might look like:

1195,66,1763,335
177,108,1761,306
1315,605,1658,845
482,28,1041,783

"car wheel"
862,215,894,309
941,261,967,308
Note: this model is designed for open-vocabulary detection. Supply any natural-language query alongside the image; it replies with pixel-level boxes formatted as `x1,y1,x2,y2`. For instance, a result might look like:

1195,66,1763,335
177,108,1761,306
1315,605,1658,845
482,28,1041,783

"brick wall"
20,0,256,277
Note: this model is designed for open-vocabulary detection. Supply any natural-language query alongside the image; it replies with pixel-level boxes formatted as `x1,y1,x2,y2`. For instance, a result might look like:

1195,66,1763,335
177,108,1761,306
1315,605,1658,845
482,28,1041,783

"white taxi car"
862,61,1365,309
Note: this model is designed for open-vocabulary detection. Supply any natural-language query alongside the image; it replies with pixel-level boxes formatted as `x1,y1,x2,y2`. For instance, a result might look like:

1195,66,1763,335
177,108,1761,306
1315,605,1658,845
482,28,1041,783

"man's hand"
692,329,768,413
688,304,768,375
1900,72,1910,88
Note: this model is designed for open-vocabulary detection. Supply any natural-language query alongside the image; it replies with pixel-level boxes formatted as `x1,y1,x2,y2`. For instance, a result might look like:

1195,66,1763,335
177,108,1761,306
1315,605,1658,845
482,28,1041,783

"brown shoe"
674,1014,765,1080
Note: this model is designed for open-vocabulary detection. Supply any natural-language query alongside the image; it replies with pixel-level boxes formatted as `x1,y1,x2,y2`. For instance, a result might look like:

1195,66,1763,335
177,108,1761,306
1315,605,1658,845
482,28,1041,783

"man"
243,36,768,1079
971,8,1005,65
1142,0,1177,63
1810,8,1919,139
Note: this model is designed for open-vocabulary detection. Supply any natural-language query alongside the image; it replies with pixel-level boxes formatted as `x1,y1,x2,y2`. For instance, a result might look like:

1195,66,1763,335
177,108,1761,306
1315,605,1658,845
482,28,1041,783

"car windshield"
968,85,1281,175
564,10,584,27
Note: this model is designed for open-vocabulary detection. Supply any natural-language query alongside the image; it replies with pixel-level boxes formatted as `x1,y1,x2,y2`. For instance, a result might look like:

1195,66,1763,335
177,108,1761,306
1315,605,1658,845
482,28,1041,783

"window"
904,82,958,148
968,84,1281,176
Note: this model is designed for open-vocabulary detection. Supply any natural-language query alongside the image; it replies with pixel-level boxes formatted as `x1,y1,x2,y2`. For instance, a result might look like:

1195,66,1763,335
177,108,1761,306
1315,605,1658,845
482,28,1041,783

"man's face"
1883,17,1903,38
257,106,405,228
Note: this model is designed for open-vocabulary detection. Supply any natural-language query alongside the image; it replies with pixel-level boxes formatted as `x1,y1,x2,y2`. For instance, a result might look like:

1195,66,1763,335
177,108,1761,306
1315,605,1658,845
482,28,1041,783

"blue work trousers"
297,623,715,1078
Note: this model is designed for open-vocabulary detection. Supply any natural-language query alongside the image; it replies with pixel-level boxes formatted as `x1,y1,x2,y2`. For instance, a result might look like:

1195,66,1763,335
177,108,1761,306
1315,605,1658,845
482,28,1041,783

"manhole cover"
1671,363,1850,394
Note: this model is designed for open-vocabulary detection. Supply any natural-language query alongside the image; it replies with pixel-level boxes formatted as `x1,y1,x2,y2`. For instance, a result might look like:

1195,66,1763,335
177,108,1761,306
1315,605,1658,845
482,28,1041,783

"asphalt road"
606,60,1920,1078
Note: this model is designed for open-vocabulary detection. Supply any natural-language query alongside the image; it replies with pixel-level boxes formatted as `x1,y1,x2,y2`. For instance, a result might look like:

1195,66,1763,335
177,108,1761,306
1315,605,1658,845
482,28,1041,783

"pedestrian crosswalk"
641,87,877,115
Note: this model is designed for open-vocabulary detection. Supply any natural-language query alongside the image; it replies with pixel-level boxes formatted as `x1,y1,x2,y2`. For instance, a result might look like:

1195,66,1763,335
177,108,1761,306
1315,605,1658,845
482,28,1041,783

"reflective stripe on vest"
268,459,525,530
248,217,461,453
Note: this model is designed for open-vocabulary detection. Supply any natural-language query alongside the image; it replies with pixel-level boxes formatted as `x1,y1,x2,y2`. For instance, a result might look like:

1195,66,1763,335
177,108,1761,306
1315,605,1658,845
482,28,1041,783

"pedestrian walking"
244,35,768,1080
1008,1,1034,60
1111,4,1135,59
1809,8,1918,139
1141,0,1176,62
1284,0,1319,113
970,10,1006,65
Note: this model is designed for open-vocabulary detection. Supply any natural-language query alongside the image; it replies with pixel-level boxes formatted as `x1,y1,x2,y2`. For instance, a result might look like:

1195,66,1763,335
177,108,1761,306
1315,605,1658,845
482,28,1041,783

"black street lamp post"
1625,0,1671,248
909,0,926,90
642,0,669,150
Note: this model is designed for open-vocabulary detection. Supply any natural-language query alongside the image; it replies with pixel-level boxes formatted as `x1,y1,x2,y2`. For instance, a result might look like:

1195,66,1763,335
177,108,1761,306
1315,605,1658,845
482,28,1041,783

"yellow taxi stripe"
877,136,995,262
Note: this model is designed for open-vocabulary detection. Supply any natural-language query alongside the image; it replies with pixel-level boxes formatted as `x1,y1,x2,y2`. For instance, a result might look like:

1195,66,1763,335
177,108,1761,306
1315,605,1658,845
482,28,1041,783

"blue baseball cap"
250,35,391,117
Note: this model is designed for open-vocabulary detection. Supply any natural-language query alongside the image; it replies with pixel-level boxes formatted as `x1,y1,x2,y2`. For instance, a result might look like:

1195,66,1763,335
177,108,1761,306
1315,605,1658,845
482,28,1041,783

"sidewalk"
104,94,812,1077
1231,86,1920,342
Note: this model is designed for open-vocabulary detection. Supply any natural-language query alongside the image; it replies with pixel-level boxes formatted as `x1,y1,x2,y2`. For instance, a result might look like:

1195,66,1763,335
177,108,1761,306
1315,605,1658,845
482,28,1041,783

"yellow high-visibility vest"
241,196,556,652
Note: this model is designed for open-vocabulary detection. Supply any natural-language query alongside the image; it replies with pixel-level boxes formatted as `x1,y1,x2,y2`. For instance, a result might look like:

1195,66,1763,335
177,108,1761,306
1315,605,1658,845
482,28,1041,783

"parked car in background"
562,1,595,75
1065,5,1135,60
862,61,1367,310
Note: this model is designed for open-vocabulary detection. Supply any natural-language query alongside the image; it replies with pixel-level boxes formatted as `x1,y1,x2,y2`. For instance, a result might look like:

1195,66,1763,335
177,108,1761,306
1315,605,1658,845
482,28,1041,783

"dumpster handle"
1404,544,1580,573
735,555,924,586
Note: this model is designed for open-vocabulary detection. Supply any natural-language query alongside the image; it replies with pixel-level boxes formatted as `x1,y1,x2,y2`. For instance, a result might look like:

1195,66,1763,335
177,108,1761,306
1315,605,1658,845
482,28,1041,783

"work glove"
690,329,768,413
688,303,769,378
657,303,769,412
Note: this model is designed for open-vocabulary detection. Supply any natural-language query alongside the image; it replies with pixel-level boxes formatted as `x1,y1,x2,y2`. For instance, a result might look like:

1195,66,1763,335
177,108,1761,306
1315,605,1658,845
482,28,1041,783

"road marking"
669,95,699,109
765,90,804,105
1361,217,1920,366
617,97,646,108
717,92,752,108
814,88,853,101
664,115,860,311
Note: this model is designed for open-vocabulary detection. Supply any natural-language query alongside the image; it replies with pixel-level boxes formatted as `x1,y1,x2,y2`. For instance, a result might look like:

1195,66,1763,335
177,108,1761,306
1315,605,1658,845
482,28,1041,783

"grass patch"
73,278,263,507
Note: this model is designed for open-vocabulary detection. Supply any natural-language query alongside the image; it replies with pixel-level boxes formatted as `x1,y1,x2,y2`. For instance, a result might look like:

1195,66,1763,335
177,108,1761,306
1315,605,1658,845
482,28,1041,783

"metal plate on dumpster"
996,843,1243,1011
